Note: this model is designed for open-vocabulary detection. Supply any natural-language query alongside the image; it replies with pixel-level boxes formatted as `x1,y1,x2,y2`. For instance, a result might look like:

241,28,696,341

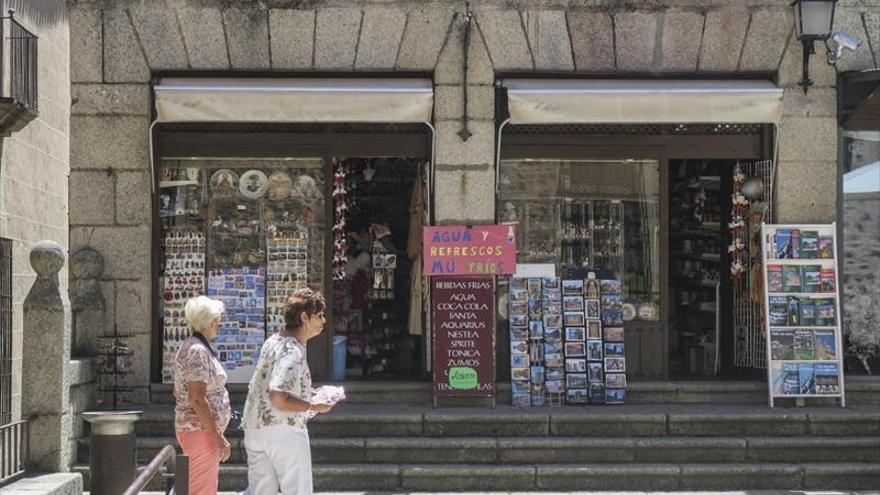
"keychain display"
160,230,206,383
266,229,310,334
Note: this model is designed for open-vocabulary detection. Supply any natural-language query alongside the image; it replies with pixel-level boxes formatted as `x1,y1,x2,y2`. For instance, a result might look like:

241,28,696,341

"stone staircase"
74,380,880,491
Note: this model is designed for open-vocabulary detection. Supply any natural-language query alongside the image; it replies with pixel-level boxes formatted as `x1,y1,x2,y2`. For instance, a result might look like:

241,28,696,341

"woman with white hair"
174,296,232,495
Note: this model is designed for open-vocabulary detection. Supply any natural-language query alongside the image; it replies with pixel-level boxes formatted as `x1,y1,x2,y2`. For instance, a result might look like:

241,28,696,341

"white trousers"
243,426,313,495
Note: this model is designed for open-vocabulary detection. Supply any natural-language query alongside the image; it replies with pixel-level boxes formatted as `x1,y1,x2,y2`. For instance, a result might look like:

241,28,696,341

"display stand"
761,223,845,408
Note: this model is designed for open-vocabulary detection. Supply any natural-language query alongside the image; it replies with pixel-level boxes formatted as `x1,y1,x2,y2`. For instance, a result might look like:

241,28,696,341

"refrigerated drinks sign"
432,277,495,398
423,224,517,276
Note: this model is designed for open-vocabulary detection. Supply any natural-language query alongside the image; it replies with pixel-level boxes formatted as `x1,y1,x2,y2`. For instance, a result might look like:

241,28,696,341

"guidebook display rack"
761,223,845,408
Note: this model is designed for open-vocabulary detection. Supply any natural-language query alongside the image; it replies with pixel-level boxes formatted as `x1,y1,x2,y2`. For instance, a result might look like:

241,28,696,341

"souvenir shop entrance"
151,77,434,383
496,79,781,380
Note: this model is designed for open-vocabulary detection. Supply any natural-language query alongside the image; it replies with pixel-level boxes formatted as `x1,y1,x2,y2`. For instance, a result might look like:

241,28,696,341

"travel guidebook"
768,296,789,326
767,264,783,293
793,329,814,360
815,363,840,394
782,265,802,293
799,363,816,395
799,231,819,259
771,362,800,396
770,329,794,360
813,330,837,359
801,265,822,293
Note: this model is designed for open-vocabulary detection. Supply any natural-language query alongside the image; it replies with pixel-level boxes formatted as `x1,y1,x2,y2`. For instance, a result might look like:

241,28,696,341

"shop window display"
498,160,661,321
159,159,325,383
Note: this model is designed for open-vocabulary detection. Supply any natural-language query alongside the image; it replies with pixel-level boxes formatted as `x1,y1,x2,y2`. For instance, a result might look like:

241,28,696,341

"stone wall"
0,2,70,422
67,0,880,394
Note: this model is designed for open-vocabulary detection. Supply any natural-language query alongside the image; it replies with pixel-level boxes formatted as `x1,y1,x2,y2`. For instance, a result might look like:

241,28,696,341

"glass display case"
158,159,326,383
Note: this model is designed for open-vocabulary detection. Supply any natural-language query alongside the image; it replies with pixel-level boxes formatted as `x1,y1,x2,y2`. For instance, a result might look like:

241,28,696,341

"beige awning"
154,77,434,123
503,79,783,124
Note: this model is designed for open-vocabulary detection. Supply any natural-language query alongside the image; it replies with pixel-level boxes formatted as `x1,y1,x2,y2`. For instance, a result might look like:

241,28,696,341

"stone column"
70,247,106,356
22,240,72,472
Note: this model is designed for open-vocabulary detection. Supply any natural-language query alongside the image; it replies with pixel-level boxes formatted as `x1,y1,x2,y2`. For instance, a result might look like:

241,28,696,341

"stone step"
72,462,880,491
127,403,880,438
147,377,880,407
81,435,880,465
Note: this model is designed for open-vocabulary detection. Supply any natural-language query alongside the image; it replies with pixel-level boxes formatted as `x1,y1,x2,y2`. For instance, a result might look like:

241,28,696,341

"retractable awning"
154,77,434,123
502,79,783,124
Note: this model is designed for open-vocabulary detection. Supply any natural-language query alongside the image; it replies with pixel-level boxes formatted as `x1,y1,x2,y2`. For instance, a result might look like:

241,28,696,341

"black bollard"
82,411,143,495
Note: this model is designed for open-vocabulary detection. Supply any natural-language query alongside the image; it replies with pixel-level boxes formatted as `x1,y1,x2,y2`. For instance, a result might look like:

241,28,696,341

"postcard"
545,353,564,368
588,383,605,403
544,327,563,341
512,394,531,407
510,288,528,303
605,357,626,372
770,329,794,360
510,340,529,355
566,373,588,389
511,367,530,381
605,388,626,404
588,362,604,382
511,353,529,368
509,278,527,291
511,380,530,395
527,278,543,300
530,366,545,384
542,277,560,289
562,279,585,295
567,388,590,404
564,341,586,357
528,299,543,318
586,299,601,319
605,373,626,388
509,301,528,316
585,278,601,298
509,326,528,341
546,380,565,393
544,340,563,356
563,295,585,312
604,342,625,357
565,358,586,373
529,342,544,363
543,288,562,302
564,312,586,327
600,279,622,295
565,327,586,341
543,313,563,328
529,320,544,339
603,326,624,342
587,340,604,361
546,368,565,381
510,314,528,327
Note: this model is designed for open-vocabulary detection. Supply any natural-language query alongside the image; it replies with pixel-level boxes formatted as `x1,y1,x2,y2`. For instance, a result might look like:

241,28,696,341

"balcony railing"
0,9,37,135
0,420,28,486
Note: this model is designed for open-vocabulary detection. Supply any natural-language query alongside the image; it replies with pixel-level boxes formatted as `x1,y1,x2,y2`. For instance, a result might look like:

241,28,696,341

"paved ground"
136,492,880,495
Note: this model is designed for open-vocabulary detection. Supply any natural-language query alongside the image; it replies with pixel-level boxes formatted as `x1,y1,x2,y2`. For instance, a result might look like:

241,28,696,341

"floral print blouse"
174,335,232,433
241,334,311,430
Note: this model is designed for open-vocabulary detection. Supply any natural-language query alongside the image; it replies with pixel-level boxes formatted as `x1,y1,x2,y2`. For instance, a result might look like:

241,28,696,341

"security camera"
826,32,862,65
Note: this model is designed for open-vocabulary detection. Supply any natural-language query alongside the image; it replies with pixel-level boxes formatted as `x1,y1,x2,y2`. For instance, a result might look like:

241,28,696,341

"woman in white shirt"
240,288,335,495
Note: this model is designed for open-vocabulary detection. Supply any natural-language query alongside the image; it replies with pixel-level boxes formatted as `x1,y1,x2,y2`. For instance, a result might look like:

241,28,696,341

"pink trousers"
176,430,222,495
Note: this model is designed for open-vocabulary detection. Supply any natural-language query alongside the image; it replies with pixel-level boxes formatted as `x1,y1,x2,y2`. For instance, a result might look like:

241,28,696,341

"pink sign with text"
423,225,517,276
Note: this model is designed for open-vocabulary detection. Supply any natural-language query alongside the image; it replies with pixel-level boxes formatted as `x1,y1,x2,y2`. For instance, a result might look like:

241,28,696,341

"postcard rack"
761,223,845,408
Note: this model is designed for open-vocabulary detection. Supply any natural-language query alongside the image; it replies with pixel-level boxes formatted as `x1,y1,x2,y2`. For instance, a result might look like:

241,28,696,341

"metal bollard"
82,411,143,495
174,454,189,495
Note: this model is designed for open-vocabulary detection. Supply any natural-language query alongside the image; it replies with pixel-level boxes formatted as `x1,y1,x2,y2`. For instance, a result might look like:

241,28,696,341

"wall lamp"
792,0,862,93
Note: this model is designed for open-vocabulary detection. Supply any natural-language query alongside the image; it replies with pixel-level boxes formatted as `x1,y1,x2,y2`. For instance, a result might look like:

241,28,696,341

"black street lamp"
791,0,837,93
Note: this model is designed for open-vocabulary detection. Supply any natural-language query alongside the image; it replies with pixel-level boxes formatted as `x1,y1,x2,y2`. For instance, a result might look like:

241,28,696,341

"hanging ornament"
332,159,351,281
728,163,751,285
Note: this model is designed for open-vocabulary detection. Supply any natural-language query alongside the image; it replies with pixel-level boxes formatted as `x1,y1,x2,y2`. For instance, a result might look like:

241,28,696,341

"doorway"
331,157,427,379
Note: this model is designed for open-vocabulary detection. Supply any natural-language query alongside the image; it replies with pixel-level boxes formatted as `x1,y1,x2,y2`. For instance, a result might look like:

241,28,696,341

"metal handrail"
0,419,28,487
122,445,188,495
